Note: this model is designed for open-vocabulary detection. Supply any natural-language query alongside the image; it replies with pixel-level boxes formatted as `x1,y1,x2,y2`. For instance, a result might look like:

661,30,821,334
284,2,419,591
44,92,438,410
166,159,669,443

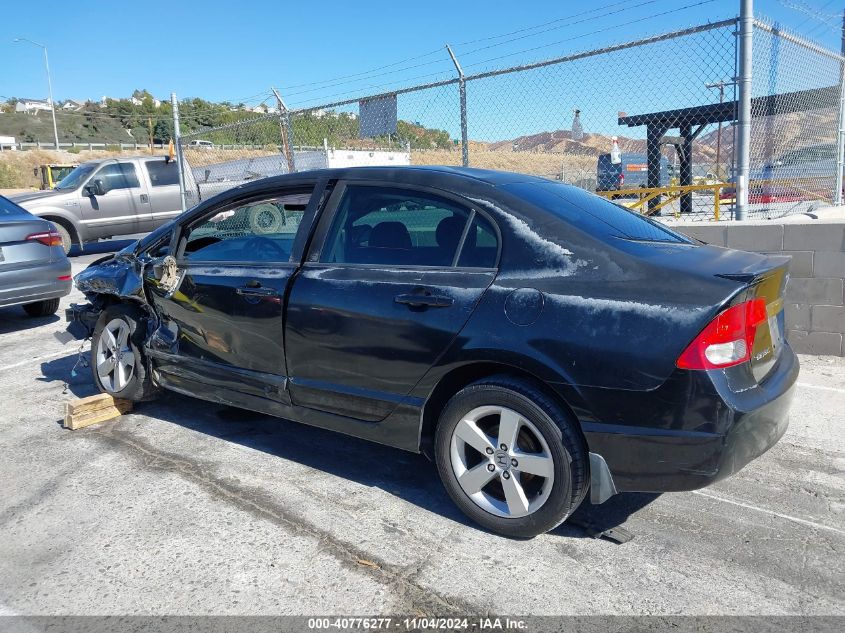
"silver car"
0,196,72,317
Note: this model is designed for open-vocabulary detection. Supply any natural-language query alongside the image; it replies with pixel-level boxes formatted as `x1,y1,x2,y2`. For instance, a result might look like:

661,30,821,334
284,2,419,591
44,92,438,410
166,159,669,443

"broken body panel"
66,166,797,498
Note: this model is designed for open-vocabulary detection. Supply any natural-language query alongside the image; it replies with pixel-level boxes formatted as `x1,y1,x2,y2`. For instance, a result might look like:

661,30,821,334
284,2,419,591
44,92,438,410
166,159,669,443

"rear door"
142,158,183,230
285,182,499,422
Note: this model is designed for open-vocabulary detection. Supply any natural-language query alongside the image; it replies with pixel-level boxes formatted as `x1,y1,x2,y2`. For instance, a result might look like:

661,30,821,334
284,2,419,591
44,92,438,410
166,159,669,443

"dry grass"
411,148,595,181
1,146,598,191
0,148,164,189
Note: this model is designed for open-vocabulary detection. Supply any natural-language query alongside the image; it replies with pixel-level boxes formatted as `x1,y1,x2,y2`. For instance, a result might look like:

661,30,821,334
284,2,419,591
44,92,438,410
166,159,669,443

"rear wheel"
91,305,157,401
22,298,60,317
434,376,588,538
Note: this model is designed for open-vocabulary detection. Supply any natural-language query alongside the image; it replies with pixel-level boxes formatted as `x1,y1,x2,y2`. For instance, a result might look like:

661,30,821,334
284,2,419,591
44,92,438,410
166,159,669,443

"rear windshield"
0,196,28,217
504,182,691,244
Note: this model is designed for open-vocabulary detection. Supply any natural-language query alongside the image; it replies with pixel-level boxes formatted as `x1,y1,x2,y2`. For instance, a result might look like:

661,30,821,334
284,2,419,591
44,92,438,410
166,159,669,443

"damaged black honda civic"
68,166,797,538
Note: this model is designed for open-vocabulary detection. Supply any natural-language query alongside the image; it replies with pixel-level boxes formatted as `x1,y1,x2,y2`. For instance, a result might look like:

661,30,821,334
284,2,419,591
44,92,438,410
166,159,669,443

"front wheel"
91,305,157,402
434,376,588,538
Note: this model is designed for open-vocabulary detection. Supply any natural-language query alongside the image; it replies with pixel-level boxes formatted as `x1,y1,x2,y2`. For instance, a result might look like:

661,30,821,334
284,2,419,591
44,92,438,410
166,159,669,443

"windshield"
55,163,98,191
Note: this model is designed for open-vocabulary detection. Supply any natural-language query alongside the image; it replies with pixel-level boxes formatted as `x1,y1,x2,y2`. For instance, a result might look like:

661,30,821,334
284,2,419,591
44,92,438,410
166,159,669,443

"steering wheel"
243,235,288,260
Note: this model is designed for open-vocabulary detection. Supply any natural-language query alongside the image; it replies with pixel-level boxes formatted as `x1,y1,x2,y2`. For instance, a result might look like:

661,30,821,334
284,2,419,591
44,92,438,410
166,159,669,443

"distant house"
15,98,52,114
61,99,85,111
131,96,162,107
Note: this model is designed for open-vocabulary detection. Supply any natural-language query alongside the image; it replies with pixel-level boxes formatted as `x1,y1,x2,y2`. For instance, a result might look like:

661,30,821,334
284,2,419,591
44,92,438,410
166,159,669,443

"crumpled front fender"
74,256,148,304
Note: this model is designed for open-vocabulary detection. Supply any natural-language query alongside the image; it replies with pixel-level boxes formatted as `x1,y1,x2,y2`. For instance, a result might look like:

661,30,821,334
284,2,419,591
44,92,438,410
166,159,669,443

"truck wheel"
91,305,157,402
23,298,60,317
434,376,589,538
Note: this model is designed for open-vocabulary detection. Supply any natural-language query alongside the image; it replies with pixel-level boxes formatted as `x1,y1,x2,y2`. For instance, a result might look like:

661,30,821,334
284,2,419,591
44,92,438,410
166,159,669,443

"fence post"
835,11,845,206
171,92,188,212
735,0,753,220
446,44,469,167
272,87,296,173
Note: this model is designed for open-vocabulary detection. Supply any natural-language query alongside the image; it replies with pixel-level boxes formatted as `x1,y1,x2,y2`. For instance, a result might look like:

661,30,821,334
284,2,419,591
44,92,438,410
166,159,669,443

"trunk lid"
0,205,54,271
725,260,790,382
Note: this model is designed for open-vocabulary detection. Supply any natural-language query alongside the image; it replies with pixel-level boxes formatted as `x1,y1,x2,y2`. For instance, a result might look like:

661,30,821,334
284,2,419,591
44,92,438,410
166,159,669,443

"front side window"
321,185,494,268
181,190,312,262
92,163,140,192
145,160,180,187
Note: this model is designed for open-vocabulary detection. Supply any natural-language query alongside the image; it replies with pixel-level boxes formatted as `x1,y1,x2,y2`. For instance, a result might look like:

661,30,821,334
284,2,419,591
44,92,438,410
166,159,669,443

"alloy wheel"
449,405,555,518
95,318,135,393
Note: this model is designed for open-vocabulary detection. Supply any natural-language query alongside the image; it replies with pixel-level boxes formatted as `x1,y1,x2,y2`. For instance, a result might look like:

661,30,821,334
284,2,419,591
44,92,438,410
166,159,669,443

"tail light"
677,299,768,370
26,230,63,247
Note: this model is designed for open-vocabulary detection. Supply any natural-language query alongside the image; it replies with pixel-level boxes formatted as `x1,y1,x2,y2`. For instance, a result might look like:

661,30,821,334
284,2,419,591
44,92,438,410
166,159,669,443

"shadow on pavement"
40,352,98,399
96,386,656,540
0,308,60,334
38,349,657,540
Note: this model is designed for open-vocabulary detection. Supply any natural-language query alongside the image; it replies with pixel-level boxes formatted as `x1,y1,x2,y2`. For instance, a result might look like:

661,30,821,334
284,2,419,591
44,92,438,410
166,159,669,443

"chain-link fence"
177,15,845,223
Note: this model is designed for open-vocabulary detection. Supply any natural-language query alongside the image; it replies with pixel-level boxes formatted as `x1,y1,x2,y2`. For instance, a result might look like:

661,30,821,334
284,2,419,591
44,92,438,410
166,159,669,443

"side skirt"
150,359,423,453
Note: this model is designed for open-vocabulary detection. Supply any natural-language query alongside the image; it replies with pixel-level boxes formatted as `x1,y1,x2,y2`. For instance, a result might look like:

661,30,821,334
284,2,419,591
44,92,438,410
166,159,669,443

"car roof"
251,165,550,189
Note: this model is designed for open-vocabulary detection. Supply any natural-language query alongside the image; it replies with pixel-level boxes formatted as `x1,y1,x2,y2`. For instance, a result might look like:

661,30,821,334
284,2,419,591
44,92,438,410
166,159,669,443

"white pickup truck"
8,156,189,253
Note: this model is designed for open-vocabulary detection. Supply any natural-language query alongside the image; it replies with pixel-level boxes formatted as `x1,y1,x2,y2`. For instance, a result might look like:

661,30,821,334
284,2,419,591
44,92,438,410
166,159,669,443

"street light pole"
13,38,60,150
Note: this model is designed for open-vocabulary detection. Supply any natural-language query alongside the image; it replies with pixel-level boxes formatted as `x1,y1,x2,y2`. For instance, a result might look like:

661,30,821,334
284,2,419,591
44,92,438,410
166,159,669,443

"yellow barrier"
596,183,731,221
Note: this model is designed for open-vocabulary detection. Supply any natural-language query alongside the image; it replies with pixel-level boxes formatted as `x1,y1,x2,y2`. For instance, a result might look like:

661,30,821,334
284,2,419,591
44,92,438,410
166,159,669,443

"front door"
285,182,499,422
145,186,316,404
80,161,149,239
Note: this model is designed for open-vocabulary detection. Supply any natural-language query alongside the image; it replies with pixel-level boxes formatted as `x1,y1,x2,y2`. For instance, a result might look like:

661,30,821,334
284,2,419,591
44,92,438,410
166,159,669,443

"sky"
1,0,843,110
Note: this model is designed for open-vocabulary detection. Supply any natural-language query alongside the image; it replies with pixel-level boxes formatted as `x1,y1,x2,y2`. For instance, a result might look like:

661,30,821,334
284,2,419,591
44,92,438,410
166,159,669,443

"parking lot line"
0,349,69,372
692,490,845,536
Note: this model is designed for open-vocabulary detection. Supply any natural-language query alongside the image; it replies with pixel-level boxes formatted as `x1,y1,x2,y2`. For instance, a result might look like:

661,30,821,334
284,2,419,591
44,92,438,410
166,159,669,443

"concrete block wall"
674,220,845,356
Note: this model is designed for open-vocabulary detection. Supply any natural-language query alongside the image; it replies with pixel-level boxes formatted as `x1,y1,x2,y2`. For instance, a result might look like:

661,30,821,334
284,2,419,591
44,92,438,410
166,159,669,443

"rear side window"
145,160,180,187
321,186,492,268
0,196,28,217
506,182,691,244
93,163,140,191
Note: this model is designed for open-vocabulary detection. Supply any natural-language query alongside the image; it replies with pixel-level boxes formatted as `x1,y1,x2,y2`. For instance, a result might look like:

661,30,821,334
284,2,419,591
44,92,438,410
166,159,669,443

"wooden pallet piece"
63,393,133,430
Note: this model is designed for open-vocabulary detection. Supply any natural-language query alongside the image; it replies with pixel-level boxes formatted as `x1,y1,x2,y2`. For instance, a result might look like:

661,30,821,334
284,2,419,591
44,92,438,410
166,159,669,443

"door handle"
394,292,454,308
236,285,278,297
140,194,149,203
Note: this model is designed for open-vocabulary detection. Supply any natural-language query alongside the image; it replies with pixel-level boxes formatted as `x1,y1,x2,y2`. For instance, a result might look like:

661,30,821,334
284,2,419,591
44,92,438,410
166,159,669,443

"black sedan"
68,167,797,538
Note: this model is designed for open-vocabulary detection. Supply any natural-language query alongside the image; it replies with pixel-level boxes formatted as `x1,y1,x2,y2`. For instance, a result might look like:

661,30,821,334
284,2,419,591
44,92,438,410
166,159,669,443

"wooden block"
63,393,133,430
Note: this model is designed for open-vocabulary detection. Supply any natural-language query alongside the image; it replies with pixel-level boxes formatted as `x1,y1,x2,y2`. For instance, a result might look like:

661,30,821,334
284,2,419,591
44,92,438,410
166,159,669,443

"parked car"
187,140,214,149
596,152,670,191
0,195,71,317
9,157,184,254
66,167,797,538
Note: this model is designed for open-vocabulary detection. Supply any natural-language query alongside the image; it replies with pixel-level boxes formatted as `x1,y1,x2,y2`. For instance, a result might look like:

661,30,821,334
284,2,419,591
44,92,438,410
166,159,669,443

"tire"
91,304,157,402
248,203,285,234
52,222,73,255
434,376,588,538
22,298,60,317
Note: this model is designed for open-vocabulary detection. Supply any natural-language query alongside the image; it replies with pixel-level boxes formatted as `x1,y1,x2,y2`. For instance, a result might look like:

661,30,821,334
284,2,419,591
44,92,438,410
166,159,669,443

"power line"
279,0,665,100
288,0,719,108
461,0,718,70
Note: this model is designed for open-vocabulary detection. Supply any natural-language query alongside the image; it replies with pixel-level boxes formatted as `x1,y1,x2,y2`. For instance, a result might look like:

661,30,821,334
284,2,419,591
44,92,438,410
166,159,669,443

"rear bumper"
582,346,798,494
0,259,72,309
